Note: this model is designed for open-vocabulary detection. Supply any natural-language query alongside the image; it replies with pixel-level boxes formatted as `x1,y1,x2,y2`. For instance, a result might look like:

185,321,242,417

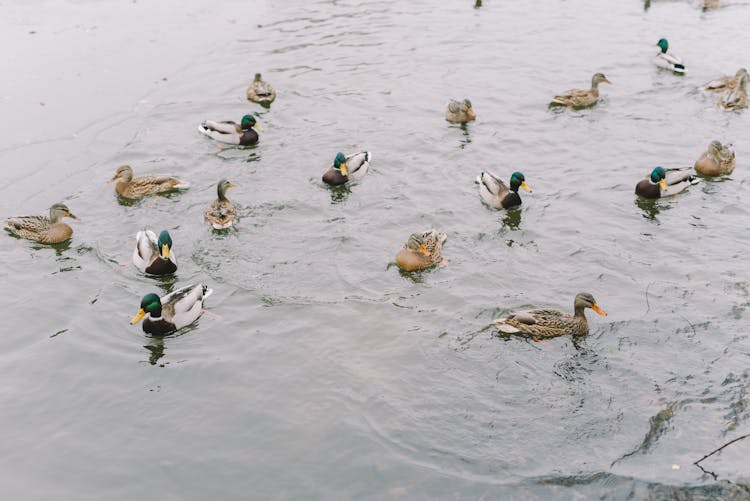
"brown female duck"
494,292,607,337
694,141,735,176
394,229,446,272
204,179,238,230
4,203,77,244
445,99,476,123
550,73,611,108
246,73,276,105
109,165,189,199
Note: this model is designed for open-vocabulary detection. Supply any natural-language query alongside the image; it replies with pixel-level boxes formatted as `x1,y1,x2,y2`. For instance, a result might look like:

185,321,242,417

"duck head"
509,172,532,193
592,73,612,87
240,114,260,131
157,230,173,259
131,293,162,324
109,165,133,184
574,292,607,316
49,203,77,223
217,179,237,201
333,152,348,176
650,166,667,191
656,38,669,54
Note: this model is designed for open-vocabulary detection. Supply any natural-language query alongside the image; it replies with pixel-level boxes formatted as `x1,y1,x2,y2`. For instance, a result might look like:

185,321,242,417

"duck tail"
202,285,214,299
364,151,371,163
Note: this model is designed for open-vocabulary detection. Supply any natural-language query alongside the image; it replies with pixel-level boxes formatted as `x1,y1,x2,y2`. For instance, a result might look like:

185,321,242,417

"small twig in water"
694,433,750,466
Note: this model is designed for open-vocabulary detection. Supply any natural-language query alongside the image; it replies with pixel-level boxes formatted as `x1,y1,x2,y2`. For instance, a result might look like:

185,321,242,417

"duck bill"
253,123,263,133
658,179,667,191
418,244,431,257
520,181,532,193
591,304,607,316
130,309,147,324
603,79,612,85
107,176,118,184
161,244,170,258
68,213,79,220
340,164,349,177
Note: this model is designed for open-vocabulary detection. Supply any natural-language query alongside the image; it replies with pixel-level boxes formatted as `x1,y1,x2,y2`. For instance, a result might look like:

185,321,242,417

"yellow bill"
130,309,147,324
521,181,532,193
253,123,263,133
591,304,607,316
161,244,170,258
658,179,667,191
340,163,349,177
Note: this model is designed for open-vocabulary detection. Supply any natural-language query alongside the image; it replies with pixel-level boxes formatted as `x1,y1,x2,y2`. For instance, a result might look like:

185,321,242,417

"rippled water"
2,0,750,498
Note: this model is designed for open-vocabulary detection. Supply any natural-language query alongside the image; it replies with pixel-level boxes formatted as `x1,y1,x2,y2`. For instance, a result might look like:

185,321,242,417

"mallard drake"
246,73,276,105
635,166,697,199
494,292,607,338
204,179,237,229
477,171,532,209
109,165,189,199
445,99,476,123
4,203,77,244
550,73,612,108
703,68,747,92
130,284,213,336
655,38,686,74
132,229,177,275
719,71,748,111
198,114,260,146
694,141,735,176
322,151,371,186
394,229,447,272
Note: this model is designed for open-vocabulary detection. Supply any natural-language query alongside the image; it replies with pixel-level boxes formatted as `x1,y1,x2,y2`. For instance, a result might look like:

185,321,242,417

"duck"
703,68,747,92
550,73,612,108
494,292,607,338
394,229,447,272
132,229,177,275
109,165,189,199
719,71,748,111
246,73,276,105
445,99,476,123
130,284,213,336
654,38,686,74
476,171,532,209
204,179,238,229
322,151,371,186
4,203,77,244
700,0,720,9
198,114,260,146
635,166,697,199
694,141,735,176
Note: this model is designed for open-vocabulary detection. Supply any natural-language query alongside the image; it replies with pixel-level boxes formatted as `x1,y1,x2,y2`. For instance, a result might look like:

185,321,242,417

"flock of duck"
3,30,746,339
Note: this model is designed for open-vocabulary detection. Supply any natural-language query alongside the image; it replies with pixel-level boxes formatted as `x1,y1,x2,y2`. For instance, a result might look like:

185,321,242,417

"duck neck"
217,184,228,201
573,304,587,318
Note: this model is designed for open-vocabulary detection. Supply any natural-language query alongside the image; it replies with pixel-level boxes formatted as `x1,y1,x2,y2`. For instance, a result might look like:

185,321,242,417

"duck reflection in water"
474,0,482,9
144,339,166,366
458,123,472,150
329,185,351,204
501,208,522,231
635,197,670,222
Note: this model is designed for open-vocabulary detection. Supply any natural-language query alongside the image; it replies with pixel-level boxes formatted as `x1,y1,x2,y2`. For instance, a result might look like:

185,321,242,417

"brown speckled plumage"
395,229,446,272
110,165,189,199
4,203,77,244
204,179,237,229
494,292,607,338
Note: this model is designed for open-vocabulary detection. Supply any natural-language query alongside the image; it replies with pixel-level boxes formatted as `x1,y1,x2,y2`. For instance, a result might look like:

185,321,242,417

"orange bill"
591,303,607,316
130,309,146,324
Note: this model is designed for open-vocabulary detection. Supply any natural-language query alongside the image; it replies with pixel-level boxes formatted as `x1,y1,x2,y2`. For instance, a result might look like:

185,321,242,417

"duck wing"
4,215,50,236
133,230,158,271
344,151,371,177
479,171,509,197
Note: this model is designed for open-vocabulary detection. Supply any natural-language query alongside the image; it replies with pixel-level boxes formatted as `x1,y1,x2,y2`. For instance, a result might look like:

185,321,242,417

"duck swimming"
694,141,735,176
4,203,77,244
109,165,189,199
130,284,213,336
132,229,177,275
654,38,686,74
394,229,447,272
445,99,476,123
477,171,532,209
198,114,261,146
719,71,748,111
635,166,697,199
204,179,238,230
246,73,276,105
494,292,607,338
703,68,747,92
550,73,611,108
322,151,371,186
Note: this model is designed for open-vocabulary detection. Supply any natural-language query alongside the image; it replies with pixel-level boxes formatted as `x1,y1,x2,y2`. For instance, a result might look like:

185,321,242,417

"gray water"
1,0,750,499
